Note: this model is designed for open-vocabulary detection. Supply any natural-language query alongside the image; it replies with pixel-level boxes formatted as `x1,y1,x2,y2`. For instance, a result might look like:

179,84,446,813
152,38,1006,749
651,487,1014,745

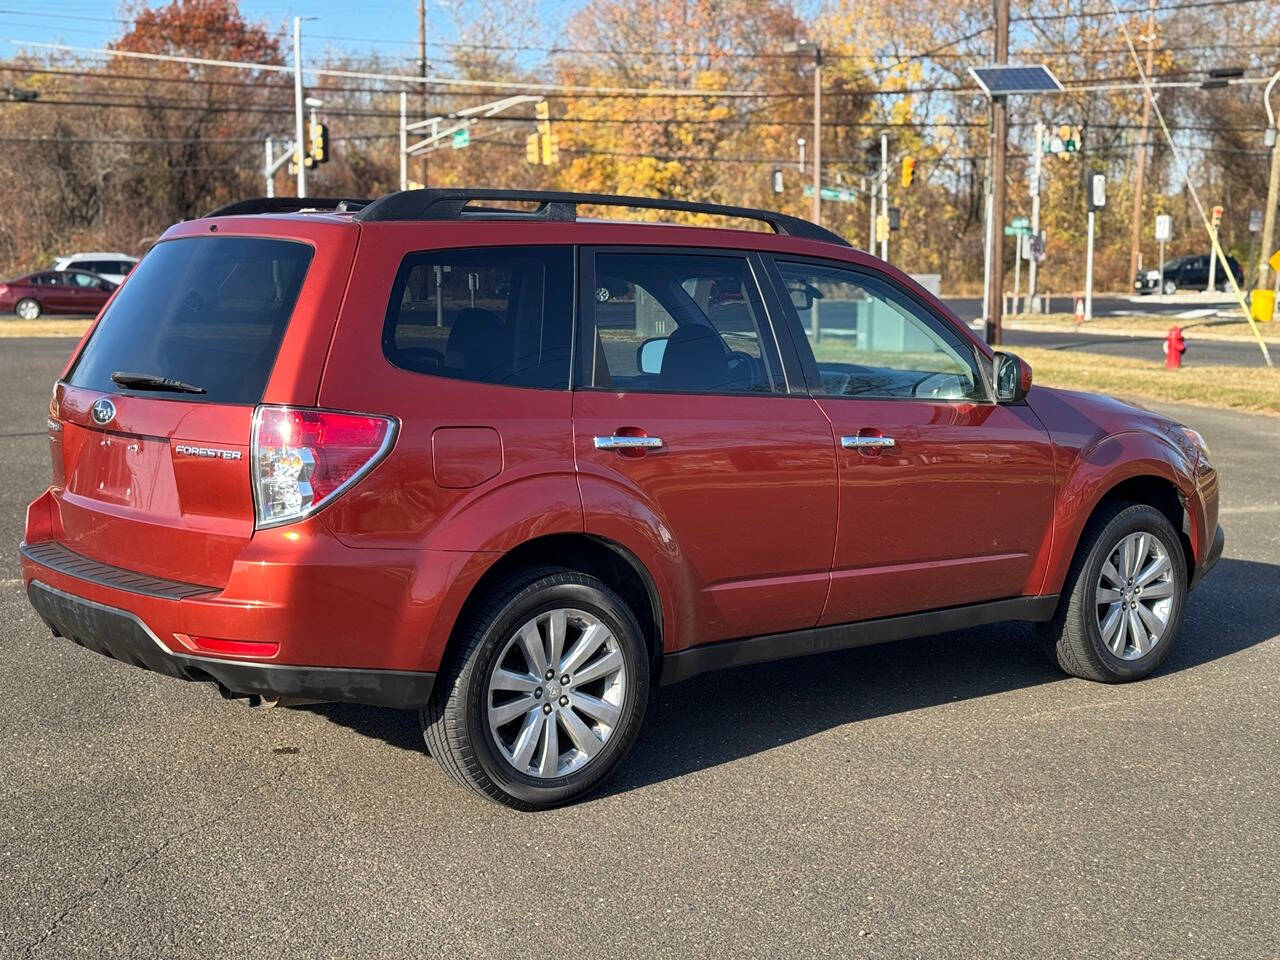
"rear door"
573,248,837,645
765,256,1056,624
48,229,353,587
33,272,73,312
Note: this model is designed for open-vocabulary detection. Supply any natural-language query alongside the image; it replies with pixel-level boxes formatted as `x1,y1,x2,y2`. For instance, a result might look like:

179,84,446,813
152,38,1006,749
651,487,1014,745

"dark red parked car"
1,269,117,319
20,190,1222,809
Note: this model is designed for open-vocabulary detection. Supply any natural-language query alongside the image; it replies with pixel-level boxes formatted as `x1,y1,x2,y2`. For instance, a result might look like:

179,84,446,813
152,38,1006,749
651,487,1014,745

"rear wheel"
15,298,41,320
1039,503,1187,682
422,567,649,810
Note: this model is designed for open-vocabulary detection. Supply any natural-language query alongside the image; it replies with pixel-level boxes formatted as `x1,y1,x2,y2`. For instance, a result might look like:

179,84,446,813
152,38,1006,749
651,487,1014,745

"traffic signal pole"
292,17,306,198
879,133,889,261
813,50,822,225
1260,69,1280,290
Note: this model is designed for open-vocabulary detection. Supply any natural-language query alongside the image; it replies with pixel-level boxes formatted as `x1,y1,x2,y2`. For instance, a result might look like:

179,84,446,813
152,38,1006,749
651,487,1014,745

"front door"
768,257,1057,625
573,248,837,646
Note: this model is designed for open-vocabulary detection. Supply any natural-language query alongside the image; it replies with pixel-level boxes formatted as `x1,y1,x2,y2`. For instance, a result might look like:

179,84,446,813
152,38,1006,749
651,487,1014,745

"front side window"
775,260,983,401
69,272,102,288
383,246,573,390
582,251,782,394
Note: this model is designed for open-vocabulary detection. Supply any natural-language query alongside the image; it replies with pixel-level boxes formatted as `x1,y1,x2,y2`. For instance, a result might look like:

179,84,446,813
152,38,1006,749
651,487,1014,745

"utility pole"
292,16,307,198
1260,69,1280,289
984,0,1010,345
265,138,275,198
879,132,889,261
1127,0,1157,285
418,0,429,188
399,92,408,191
1027,121,1044,312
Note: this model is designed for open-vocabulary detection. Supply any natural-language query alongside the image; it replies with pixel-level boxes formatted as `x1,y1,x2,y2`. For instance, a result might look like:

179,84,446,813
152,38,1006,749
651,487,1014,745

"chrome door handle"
594,435,664,450
841,435,895,449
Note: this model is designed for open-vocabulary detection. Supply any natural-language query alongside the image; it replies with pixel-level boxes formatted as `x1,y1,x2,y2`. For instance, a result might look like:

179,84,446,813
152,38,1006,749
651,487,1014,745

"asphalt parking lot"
1,337,1277,959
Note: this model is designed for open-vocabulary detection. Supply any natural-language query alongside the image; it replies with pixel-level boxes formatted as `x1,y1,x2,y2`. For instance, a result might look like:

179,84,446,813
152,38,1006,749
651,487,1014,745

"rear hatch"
46,228,352,588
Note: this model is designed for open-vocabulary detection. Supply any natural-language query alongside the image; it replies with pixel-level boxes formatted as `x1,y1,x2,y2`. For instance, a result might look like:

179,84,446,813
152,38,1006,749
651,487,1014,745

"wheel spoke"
1101,560,1125,589
1100,602,1125,653
560,622,609,675
490,668,540,694
1096,587,1124,604
517,623,549,677
1141,581,1176,600
1135,554,1170,587
1127,608,1147,656
1132,534,1148,575
559,706,602,759
570,648,623,687
1135,600,1167,640
546,609,567,673
489,695,538,727
537,713,560,778
1120,537,1136,579
509,709,543,770
570,691,620,729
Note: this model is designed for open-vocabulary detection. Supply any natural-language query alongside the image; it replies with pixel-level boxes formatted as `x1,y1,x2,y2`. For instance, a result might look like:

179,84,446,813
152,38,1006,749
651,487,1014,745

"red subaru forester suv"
20,190,1222,809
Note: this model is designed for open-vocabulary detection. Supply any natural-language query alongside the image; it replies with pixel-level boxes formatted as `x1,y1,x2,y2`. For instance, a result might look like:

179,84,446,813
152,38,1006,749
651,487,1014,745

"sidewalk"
1001,311,1280,344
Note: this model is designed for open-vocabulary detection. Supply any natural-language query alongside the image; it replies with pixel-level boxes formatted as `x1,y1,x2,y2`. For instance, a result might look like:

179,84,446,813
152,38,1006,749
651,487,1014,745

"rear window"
67,237,313,405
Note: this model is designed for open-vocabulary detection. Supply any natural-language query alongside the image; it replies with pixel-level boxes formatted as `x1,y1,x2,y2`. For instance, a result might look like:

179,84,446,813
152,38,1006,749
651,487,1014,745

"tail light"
0,284,8,295
251,405,397,528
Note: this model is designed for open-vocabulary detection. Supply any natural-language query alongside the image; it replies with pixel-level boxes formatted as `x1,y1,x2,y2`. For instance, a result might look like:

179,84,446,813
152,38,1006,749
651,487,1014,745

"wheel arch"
440,532,665,677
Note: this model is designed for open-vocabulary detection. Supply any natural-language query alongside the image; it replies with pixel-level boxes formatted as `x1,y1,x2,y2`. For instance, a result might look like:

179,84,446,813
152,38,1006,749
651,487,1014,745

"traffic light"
541,132,559,165
526,132,540,164
900,155,916,188
771,168,784,194
888,206,901,231
1211,204,1223,228
308,121,330,164
528,101,559,165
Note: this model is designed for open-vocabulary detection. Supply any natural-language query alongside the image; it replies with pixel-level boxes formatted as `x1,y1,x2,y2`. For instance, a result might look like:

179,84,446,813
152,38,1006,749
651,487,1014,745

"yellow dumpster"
1251,289,1275,323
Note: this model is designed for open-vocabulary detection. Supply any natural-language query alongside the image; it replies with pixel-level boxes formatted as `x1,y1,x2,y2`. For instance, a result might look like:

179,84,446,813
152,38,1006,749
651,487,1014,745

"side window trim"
574,244,794,398
766,254,992,404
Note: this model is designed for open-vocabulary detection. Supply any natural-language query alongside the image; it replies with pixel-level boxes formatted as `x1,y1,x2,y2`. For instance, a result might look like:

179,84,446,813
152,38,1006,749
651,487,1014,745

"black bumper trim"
1190,524,1225,591
26,580,434,710
21,540,218,600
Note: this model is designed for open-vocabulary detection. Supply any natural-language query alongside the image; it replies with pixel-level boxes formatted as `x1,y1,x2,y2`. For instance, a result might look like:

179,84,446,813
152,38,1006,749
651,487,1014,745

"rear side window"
383,246,574,390
68,236,312,405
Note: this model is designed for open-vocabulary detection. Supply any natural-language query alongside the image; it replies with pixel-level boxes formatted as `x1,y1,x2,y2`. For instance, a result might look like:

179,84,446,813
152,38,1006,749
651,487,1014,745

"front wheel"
1039,503,1187,682
422,567,650,810
15,298,41,320
1162,279,1177,295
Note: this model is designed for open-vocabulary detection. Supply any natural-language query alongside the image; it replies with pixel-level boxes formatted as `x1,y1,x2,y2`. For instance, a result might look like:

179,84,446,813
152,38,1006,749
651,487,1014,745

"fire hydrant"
1163,325,1187,369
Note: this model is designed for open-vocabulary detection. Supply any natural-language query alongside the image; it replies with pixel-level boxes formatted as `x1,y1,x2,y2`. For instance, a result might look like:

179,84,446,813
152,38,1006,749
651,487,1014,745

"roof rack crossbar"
203,197,372,218
352,188,848,245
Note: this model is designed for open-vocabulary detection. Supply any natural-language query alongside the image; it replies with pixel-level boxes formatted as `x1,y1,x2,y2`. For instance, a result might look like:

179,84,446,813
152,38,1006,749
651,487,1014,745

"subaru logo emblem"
91,397,116,426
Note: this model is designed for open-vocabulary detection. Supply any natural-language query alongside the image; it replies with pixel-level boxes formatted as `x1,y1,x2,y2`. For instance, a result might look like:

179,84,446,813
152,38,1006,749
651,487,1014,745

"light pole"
785,39,822,225
1259,69,1280,290
1027,121,1044,312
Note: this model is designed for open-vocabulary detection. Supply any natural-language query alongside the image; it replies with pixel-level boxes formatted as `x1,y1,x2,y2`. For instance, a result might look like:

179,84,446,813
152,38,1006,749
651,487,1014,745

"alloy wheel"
486,608,628,779
17,300,39,320
1095,531,1176,660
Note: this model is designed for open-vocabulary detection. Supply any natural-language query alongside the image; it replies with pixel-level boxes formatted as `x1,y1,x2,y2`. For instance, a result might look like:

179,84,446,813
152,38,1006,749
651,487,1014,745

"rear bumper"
26,579,434,708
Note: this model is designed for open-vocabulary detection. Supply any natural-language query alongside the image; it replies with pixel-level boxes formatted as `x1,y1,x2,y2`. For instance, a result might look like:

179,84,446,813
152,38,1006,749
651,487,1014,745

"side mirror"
994,351,1033,403
637,336,668,375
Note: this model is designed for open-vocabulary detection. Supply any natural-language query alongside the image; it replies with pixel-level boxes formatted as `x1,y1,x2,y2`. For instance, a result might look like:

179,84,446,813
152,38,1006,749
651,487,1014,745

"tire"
1038,503,1187,683
15,298,41,320
422,566,650,810
1162,279,1177,295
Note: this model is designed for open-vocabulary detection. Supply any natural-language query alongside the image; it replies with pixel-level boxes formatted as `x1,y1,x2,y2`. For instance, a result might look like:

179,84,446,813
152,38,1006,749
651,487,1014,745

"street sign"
1154,214,1172,242
803,184,859,203
1089,174,1106,211
1249,209,1263,233
451,128,470,149
1004,217,1032,237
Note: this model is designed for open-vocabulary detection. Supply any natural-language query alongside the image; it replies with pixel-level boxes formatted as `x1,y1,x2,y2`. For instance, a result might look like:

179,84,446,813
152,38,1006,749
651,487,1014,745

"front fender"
1042,430,1198,595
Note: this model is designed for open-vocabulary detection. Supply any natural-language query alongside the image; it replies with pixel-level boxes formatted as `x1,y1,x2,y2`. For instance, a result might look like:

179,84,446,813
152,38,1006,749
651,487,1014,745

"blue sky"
6,1,583,67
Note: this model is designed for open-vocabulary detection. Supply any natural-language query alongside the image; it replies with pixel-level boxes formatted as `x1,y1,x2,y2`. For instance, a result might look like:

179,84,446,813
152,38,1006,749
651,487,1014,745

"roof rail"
203,196,372,218
352,188,849,246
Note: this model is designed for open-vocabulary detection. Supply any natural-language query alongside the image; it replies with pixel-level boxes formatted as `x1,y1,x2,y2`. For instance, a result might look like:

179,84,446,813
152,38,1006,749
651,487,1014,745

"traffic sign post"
1027,121,1044,312
1085,174,1106,323
1207,205,1224,291
1155,213,1172,295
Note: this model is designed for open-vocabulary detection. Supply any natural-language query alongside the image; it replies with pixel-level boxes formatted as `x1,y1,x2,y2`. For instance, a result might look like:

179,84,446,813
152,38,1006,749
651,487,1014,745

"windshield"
67,236,313,405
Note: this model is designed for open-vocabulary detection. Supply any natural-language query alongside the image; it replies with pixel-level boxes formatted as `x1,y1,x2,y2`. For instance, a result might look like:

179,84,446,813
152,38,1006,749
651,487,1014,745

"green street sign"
1011,216,1030,229
451,128,471,149
804,184,859,203
1004,220,1032,237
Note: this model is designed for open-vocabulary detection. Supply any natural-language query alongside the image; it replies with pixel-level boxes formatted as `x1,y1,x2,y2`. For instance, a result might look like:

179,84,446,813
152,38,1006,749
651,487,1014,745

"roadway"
1,337,1276,959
